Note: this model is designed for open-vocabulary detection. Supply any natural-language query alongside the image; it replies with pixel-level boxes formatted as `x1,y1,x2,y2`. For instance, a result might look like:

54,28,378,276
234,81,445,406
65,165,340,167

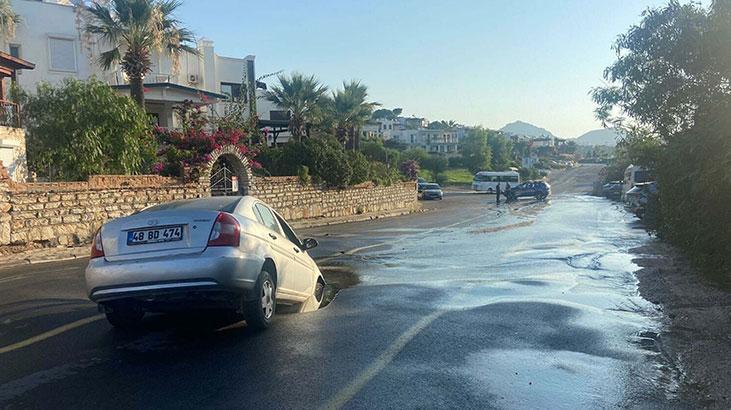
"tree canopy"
593,0,731,277
266,72,329,142
23,78,155,181
460,128,493,173
84,0,197,107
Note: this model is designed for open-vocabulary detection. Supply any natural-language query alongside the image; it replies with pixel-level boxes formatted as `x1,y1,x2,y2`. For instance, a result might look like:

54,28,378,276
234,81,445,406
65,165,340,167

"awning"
110,82,228,103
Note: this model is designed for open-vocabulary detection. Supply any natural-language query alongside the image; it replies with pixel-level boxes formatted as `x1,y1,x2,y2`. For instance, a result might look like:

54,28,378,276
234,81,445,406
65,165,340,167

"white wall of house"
6,0,96,91
6,0,265,132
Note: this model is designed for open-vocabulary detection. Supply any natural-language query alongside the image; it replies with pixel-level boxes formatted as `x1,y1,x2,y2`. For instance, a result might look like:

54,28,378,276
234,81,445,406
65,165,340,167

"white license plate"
127,226,183,245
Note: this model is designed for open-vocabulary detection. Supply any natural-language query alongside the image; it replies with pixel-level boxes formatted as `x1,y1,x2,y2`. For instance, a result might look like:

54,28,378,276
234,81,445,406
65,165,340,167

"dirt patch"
632,241,731,408
319,264,360,308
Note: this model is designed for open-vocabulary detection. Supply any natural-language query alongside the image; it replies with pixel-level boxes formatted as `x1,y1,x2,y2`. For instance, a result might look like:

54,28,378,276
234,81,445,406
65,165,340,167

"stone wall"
251,177,418,222
0,172,417,249
0,175,206,247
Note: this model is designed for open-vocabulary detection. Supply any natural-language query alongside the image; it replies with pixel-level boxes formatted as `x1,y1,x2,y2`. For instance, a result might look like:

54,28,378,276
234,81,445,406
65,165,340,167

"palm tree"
328,80,379,150
0,0,20,40
84,0,197,107
266,73,328,142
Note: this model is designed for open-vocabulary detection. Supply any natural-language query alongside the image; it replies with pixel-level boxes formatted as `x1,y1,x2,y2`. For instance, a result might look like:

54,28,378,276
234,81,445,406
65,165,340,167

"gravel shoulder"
633,240,731,408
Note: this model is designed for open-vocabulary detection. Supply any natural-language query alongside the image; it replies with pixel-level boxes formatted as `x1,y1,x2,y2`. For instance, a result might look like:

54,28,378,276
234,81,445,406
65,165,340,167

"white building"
530,136,556,148
5,0,269,131
256,86,293,146
360,121,380,140
391,128,460,155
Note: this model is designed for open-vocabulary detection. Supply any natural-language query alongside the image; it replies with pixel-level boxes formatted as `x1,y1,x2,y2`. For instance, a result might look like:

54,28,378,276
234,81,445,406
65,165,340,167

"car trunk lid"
101,210,221,262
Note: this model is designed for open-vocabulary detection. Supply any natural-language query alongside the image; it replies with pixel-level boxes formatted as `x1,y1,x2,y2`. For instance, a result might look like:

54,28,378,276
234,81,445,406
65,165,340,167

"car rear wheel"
104,301,144,329
244,270,276,330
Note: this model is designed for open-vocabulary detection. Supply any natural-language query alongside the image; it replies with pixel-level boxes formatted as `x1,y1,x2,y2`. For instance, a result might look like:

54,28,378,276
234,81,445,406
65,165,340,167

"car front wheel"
244,270,276,330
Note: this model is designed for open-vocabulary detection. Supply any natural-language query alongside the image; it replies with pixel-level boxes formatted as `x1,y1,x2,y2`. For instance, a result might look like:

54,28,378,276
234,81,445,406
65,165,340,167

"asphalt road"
0,165,685,408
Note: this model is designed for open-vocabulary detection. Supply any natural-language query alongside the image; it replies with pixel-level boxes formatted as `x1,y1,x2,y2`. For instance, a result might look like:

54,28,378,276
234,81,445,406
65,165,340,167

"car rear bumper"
85,247,263,303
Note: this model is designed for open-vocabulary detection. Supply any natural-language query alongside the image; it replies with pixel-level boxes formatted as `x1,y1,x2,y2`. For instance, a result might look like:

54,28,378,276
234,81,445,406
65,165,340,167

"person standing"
505,182,512,202
495,182,501,205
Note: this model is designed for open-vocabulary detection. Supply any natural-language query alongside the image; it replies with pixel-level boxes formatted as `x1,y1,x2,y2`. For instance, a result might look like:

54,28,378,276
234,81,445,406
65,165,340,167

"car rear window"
142,197,242,213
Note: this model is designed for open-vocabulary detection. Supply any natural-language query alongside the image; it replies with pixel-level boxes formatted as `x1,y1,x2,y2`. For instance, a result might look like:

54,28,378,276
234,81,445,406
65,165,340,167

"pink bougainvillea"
152,101,259,179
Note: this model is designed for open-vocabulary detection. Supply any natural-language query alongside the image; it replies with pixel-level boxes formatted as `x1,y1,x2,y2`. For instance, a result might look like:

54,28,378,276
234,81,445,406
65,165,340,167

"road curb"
291,207,425,229
0,252,87,271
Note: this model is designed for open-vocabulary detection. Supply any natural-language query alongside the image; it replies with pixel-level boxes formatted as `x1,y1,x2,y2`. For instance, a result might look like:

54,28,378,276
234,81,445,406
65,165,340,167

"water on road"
328,195,677,408
0,181,685,408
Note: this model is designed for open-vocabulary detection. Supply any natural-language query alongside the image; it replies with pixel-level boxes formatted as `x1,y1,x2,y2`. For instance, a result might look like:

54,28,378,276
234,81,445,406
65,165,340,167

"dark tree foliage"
593,0,731,279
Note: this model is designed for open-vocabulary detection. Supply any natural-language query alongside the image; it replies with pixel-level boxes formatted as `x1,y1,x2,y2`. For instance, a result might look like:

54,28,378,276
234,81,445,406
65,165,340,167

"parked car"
417,182,428,193
602,181,624,199
624,181,657,218
506,181,551,200
420,183,444,200
85,196,326,330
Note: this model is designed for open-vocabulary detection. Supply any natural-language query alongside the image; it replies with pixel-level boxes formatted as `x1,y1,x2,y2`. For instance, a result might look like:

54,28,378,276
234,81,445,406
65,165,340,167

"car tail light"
208,212,240,247
90,228,105,259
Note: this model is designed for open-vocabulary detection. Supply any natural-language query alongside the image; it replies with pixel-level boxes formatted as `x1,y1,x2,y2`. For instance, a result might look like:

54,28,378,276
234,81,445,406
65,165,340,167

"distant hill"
574,128,622,146
499,121,556,138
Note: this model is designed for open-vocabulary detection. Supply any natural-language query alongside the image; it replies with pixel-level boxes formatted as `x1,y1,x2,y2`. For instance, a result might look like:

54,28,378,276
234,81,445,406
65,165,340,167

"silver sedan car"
85,196,326,330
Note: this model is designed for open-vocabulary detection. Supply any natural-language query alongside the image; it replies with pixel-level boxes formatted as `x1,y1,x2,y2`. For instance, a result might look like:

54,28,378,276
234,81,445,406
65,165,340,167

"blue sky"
176,0,694,138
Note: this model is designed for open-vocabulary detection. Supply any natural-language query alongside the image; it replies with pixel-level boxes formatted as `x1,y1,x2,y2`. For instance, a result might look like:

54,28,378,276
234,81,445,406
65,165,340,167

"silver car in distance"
85,196,326,330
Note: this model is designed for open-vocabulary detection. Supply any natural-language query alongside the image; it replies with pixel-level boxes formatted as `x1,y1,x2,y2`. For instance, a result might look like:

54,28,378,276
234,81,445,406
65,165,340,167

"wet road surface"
0,166,686,408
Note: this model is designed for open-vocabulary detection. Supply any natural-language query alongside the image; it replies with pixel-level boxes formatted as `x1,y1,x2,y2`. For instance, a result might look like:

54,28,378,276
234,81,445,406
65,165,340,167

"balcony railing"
0,100,20,128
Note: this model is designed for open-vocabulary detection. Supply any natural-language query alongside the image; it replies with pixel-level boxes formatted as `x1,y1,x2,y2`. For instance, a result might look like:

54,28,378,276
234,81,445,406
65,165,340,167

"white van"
623,165,652,199
472,171,521,193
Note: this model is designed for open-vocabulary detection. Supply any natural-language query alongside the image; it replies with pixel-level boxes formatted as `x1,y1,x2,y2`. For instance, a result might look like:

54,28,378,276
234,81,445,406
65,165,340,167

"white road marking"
320,310,445,410
0,315,104,355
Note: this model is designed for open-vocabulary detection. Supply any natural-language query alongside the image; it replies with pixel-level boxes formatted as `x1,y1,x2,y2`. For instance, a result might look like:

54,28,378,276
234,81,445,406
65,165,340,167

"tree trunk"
129,75,145,108
353,126,360,151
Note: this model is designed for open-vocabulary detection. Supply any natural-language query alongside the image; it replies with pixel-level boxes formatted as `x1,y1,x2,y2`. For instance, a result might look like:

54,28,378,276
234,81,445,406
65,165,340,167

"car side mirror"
301,238,318,251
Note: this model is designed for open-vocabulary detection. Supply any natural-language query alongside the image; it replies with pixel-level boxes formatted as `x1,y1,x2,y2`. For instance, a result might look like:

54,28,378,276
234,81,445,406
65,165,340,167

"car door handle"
269,233,277,240
293,247,300,253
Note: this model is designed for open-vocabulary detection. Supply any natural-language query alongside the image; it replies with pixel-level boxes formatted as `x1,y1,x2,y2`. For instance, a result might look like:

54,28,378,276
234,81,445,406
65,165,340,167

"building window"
48,37,77,72
270,110,290,121
9,44,20,58
220,82,242,99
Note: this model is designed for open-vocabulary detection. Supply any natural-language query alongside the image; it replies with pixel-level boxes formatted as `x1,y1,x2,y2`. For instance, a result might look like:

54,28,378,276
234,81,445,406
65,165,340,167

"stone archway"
202,145,253,196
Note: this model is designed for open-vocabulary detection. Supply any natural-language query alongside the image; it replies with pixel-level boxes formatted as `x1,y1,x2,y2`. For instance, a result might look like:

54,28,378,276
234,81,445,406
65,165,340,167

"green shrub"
297,165,311,185
348,151,370,185
423,155,449,183
22,78,155,180
402,148,429,165
369,162,401,186
448,156,464,168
